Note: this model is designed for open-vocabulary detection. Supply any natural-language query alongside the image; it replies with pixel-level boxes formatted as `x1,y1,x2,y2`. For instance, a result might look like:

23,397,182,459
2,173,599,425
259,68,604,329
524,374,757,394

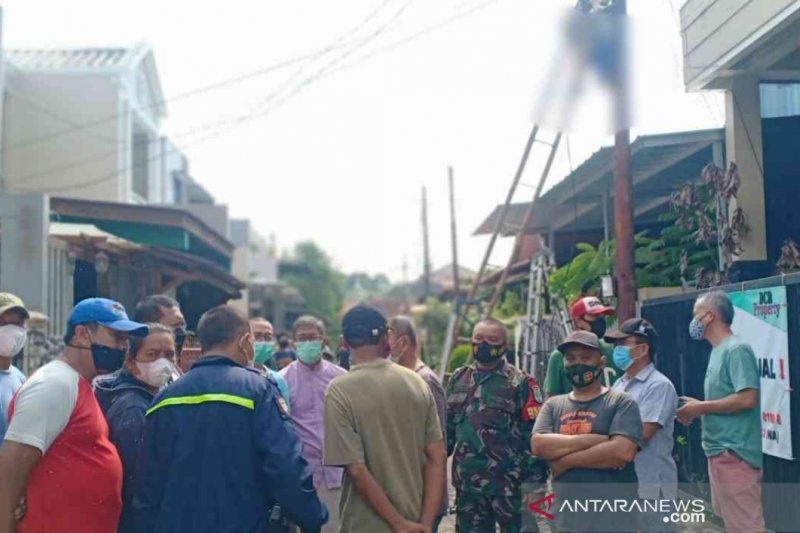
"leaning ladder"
522,249,572,380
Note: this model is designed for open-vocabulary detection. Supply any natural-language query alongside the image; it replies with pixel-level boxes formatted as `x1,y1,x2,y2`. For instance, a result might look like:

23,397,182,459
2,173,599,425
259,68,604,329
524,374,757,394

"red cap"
570,296,615,321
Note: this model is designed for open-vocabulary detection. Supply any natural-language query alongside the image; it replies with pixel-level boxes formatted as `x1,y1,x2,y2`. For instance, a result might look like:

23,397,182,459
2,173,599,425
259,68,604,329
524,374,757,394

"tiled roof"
5,47,131,69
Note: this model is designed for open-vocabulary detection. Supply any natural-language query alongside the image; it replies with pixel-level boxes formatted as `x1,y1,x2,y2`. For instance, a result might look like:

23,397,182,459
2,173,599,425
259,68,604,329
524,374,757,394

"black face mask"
589,319,607,338
472,341,507,364
565,363,602,388
174,326,187,354
91,343,127,374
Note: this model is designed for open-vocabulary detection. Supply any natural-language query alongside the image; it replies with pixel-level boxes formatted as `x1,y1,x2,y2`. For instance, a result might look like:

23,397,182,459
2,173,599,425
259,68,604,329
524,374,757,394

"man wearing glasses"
607,318,678,532
280,315,346,533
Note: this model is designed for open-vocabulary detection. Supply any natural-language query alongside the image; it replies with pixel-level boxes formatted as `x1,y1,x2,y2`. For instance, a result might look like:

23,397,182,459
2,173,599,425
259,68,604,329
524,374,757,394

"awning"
50,222,244,299
50,197,234,269
474,128,725,237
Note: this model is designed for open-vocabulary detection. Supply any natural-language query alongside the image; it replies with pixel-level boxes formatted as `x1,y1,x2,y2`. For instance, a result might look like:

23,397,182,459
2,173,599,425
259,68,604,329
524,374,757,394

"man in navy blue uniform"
133,305,328,533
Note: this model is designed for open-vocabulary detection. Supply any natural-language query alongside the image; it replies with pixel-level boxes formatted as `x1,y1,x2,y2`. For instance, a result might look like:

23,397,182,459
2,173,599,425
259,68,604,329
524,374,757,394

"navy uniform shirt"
133,355,328,533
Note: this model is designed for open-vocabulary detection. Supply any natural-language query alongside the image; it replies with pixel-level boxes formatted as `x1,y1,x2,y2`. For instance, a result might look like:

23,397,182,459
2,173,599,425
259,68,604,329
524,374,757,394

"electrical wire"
5,0,404,150
15,0,499,194
12,0,415,187
662,0,725,125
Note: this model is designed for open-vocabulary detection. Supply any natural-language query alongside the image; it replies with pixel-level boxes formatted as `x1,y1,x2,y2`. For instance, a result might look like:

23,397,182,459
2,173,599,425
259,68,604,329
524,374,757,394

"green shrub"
447,344,472,373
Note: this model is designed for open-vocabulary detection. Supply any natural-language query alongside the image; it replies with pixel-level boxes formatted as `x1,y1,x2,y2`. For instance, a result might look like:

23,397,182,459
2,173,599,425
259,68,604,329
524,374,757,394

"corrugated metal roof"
474,128,725,236
5,47,131,69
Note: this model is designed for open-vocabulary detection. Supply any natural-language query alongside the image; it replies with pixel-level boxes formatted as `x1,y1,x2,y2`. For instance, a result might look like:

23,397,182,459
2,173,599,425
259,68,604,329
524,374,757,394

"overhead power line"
15,0,504,194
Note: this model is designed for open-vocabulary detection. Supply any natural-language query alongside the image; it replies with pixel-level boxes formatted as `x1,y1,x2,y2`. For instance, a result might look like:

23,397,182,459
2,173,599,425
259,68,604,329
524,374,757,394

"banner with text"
728,285,793,460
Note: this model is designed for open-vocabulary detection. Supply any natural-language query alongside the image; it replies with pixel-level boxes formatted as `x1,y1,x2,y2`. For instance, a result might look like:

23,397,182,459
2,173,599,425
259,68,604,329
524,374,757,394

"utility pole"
448,167,460,297
611,0,636,321
422,187,432,299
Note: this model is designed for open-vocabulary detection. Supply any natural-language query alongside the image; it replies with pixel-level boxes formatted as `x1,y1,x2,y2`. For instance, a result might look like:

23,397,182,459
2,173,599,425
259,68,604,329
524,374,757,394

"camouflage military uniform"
446,359,546,533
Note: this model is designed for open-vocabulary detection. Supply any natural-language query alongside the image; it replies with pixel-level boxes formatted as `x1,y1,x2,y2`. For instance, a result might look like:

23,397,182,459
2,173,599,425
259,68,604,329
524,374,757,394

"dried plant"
646,162,747,289
777,238,800,274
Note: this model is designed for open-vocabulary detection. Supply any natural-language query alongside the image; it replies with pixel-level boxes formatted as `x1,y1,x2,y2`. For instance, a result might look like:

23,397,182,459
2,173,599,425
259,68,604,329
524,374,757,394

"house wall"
681,0,800,90
229,219,252,317
2,72,124,201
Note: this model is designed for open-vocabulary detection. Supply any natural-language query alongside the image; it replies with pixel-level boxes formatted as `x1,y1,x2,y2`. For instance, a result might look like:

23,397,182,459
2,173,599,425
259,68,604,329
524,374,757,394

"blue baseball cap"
68,298,148,336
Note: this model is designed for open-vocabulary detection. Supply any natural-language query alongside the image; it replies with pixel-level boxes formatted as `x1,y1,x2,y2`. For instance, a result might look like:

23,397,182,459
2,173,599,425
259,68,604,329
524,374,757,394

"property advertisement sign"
728,285,793,460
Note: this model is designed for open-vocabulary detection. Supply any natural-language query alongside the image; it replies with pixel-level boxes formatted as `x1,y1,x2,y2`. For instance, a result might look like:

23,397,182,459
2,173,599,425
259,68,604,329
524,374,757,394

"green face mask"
296,340,323,365
565,363,602,388
254,341,275,365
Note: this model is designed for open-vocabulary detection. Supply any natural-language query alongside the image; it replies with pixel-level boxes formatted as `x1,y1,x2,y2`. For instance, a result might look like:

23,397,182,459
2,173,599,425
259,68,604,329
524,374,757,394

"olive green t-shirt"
544,340,620,396
702,335,762,468
324,359,443,533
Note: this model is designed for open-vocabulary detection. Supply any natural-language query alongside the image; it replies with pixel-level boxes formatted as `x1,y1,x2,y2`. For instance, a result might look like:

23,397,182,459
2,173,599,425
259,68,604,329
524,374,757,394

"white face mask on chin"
0,325,27,358
136,358,180,389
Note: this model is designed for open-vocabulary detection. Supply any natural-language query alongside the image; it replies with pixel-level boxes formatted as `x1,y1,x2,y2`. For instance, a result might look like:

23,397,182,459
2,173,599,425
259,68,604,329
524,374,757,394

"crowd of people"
0,288,763,533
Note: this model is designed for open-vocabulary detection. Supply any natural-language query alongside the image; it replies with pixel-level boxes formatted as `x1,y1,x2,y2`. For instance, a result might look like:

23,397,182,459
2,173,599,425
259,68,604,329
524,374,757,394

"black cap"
342,303,388,343
558,330,601,353
604,318,659,343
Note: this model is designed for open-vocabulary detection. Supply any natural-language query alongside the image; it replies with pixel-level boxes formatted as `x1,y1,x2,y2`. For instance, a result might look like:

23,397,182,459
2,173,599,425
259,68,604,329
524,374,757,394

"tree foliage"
548,234,655,303
345,272,392,297
549,162,749,300
283,241,346,334
413,297,452,368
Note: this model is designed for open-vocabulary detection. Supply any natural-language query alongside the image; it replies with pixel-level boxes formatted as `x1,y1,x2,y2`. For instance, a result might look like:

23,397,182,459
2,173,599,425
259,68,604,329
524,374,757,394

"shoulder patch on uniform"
527,377,544,403
274,395,290,418
521,377,543,420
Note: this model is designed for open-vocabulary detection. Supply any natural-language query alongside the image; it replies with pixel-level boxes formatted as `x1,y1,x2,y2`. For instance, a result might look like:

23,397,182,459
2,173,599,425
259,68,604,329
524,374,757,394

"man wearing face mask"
676,291,763,533
250,317,291,411
279,315,345,533
0,293,30,444
544,296,623,399
134,295,187,355
94,323,180,533
0,297,148,533
532,330,641,533
446,318,545,533
606,318,678,532
133,305,328,533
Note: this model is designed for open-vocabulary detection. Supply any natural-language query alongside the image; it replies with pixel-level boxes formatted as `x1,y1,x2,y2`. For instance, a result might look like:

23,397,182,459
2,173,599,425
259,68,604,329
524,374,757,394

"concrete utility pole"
611,0,636,321
448,167,460,298
421,187,432,299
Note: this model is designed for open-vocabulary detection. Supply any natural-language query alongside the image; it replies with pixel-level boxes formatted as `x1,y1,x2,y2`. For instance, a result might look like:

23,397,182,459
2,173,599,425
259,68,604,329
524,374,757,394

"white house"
1,43,175,204
680,0,800,277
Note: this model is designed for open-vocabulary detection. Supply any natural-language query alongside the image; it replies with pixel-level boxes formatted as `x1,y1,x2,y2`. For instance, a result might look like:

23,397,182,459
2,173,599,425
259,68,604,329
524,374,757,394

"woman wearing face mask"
94,323,179,533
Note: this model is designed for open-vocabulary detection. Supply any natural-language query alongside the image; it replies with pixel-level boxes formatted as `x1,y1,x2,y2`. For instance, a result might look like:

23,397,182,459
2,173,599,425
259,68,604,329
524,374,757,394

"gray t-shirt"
534,388,642,484
534,389,642,531
415,363,448,518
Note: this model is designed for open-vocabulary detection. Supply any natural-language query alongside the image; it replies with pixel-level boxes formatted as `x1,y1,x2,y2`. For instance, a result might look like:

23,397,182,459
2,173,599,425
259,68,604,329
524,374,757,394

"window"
760,83,800,118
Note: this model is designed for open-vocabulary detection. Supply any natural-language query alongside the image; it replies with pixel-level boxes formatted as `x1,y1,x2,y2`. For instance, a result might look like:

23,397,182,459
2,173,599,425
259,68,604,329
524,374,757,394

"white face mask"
136,358,179,389
0,325,27,358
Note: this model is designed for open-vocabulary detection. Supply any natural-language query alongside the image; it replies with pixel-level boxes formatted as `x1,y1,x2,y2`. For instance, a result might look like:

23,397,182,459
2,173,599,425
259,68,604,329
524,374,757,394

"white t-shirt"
5,360,78,453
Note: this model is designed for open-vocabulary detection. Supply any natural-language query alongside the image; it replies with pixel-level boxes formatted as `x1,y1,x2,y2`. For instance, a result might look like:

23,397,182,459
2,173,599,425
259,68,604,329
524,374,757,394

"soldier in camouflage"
446,318,546,533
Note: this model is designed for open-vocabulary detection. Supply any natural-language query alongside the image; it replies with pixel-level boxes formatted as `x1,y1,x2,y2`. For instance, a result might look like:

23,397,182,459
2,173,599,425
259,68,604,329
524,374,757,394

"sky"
2,0,724,282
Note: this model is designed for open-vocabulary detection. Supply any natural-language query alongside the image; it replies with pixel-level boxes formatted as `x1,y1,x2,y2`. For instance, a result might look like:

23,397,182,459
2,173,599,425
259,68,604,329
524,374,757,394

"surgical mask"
136,358,179,389
589,319,607,338
689,318,705,341
565,363,602,388
254,341,275,365
90,340,127,375
0,325,27,358
296,340,323,365
472,341,506,364
612,345,634,371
